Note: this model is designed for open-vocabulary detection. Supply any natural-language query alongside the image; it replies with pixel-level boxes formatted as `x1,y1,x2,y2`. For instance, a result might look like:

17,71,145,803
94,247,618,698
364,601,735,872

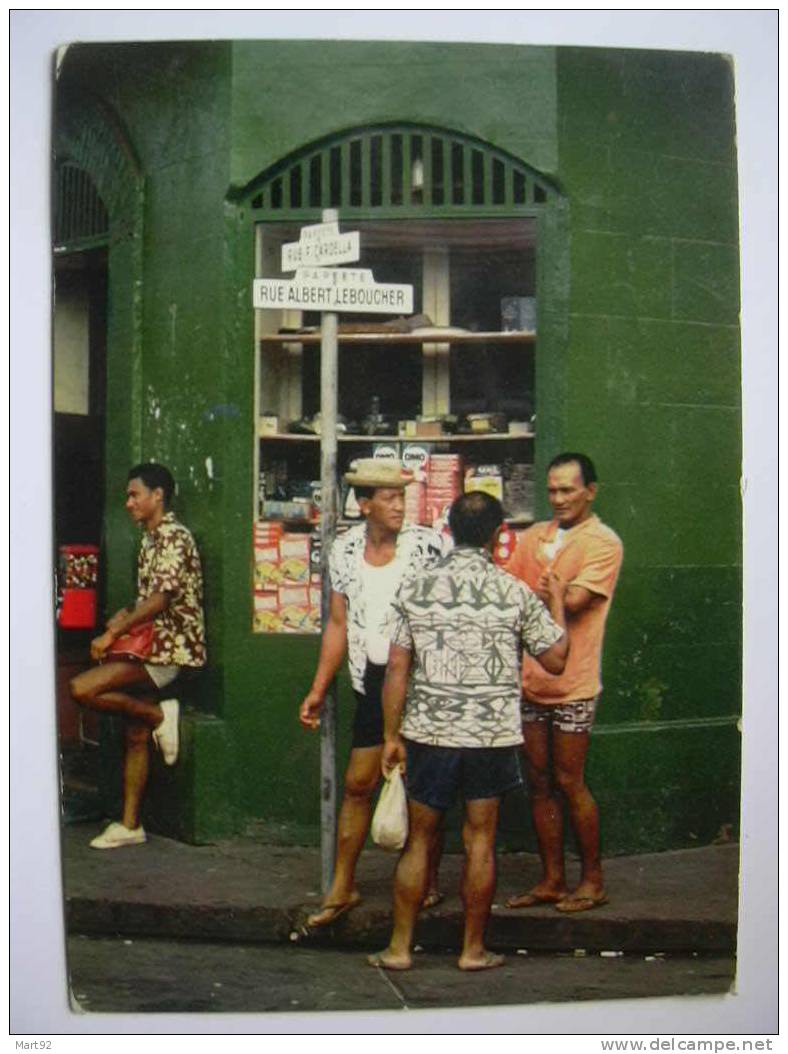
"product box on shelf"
259,414,281,437
253,541,282,589
503,463,535,522
309,533,322,583
278,583,317,632
464,464,504,503
426,452,463,526
405,477,427,525
253,590,282,633
254,520,284,544
279,533,311,583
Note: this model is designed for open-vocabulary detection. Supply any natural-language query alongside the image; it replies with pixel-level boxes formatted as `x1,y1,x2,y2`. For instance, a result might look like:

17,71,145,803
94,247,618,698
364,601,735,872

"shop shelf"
259,428,535,441
259,329,535,347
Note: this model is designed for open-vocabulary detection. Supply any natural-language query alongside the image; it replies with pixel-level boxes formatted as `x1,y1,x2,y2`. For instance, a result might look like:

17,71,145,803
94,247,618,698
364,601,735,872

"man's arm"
536,576,604,616
90,592,170,662
298,590,348,730
537,536,623,616
381,643,413,774
534,570,569,674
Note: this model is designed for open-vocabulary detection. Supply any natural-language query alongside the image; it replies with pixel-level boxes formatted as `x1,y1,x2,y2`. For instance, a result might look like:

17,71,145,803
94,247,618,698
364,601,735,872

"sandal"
305,892,362,929
505,890,567,909
554,893,609,914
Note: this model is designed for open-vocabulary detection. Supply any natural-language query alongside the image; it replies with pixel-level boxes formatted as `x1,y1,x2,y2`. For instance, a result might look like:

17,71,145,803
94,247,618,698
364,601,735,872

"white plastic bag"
371,766,408,851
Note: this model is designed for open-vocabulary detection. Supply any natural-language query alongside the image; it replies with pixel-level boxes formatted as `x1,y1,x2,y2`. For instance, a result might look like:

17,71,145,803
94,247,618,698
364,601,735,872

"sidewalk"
62,824,739,954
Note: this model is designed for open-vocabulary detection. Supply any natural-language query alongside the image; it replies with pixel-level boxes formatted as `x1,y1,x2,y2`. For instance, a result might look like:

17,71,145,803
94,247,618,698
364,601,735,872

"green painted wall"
57,41,741,852
228,41,558,188
552,47,741,848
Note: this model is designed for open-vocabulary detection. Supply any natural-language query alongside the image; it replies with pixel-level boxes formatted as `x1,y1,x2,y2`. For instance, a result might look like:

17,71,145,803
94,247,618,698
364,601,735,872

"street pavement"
62,823,739,954
66,934,735,1016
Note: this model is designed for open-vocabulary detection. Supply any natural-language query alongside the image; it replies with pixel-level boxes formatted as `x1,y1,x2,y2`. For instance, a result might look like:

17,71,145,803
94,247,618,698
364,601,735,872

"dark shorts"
351,662,387,749
403,737,523,812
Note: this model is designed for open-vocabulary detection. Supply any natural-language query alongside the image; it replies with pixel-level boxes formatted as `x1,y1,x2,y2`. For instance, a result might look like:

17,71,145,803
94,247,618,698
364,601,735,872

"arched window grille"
247,125,553,218
54,160,109,248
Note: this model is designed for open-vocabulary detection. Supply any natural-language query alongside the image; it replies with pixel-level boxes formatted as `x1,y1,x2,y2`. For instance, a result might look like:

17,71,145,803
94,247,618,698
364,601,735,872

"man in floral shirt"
70,462,206,849
299,458,442,929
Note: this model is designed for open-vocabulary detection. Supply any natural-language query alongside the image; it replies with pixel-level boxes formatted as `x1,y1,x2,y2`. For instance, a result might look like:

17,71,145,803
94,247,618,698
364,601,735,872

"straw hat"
343,458,414,489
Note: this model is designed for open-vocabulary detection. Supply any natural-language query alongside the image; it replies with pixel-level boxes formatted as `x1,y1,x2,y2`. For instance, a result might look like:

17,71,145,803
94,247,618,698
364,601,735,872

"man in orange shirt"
504,452,623,912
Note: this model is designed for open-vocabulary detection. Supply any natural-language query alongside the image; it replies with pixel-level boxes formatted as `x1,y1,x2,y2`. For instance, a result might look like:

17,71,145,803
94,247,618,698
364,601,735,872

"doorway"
53,247,107,818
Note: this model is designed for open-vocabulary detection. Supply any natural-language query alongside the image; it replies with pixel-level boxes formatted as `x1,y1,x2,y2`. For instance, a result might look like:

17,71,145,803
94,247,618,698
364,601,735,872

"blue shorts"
403,738,523,812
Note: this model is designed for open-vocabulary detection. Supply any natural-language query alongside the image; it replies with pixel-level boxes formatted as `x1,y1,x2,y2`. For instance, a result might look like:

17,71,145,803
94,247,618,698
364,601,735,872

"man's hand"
106,613,127,635
90,630,116,663
299,690,324,731
382,735,406,777
540,568,565,606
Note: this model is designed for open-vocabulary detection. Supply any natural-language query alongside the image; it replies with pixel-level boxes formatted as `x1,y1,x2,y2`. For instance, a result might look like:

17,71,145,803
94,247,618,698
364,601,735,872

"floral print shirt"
138,511,206,667
329,522,442,693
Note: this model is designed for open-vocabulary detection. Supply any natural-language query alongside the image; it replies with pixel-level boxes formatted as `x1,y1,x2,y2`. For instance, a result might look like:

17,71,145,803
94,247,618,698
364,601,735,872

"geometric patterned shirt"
137,511,206,668
389,547,563,747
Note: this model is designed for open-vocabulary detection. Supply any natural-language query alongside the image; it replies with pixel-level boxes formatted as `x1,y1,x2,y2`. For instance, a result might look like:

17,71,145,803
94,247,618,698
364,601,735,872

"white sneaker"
90,821,146,850
152,699,180,765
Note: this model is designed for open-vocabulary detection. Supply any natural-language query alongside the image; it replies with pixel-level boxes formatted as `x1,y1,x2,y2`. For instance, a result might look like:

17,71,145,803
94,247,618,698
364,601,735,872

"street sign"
253,276,413,314
294,267,374,286
282,230,360,270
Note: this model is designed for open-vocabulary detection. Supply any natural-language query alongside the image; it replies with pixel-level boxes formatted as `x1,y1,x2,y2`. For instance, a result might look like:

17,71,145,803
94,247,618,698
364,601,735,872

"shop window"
247,125,553,634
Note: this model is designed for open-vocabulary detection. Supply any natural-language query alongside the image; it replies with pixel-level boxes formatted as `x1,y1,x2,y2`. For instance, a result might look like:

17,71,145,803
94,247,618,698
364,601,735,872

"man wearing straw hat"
299,458,443,929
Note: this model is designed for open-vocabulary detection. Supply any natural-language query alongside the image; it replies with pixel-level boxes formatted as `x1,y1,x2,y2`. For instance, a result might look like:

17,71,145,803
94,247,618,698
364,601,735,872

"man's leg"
122,722,152,829
552,729,606,906
422,817,446,908
307,744,382,925
70,662,163,726
458,797,505,970
71,662,163,837
369,799,443,970
507,719,568,907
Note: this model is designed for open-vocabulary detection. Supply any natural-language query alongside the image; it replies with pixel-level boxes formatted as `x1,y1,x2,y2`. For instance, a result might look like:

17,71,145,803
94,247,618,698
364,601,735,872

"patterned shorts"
521,697,599,734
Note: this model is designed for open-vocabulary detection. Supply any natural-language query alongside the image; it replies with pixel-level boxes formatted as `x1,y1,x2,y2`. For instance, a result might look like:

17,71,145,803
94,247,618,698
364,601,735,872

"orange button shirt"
504,514,623,705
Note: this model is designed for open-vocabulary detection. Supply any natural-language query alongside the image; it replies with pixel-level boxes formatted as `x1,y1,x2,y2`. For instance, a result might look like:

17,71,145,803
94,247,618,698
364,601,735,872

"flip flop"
554,893,609,914
504,890,567,909
458,951,506,972
305,892,362,929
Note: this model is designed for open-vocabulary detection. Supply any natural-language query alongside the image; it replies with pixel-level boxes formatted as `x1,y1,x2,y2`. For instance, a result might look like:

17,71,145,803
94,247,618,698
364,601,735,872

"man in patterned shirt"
368,491,567,972
70,462,206,849
299,458,442,929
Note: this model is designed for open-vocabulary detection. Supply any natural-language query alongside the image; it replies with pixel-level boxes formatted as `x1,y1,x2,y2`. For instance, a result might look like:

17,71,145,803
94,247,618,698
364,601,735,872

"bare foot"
368,949,412,971
421,889,445,910
505,884,568,909
458,950,506,972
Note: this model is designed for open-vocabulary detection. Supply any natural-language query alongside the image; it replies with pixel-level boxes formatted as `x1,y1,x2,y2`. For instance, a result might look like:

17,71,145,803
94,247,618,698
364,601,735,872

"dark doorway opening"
53,247,107,819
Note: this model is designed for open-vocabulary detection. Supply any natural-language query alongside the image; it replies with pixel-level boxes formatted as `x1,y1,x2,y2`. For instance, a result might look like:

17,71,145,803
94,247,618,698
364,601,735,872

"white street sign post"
282,228,360,270
253,275,413,314
255,214,414,895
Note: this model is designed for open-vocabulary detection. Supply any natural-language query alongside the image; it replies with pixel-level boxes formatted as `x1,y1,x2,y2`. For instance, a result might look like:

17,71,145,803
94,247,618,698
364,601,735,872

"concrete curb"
63,825,739,955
